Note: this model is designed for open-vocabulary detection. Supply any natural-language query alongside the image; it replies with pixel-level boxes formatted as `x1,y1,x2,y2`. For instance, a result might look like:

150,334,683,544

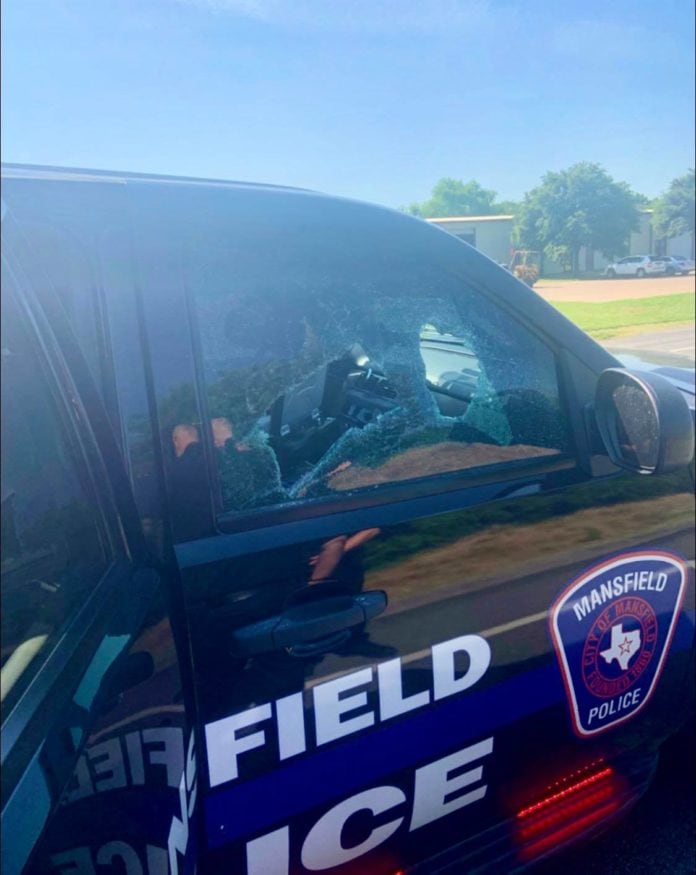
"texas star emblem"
550,551,688,736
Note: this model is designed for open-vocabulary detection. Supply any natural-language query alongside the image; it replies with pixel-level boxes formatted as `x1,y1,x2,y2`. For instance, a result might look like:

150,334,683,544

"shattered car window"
187,218,569,514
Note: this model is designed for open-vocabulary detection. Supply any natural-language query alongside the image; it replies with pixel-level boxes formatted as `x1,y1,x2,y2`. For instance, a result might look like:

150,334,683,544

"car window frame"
182,251,585,537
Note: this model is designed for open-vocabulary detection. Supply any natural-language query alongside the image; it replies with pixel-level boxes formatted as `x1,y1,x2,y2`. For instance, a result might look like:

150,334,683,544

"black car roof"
0,162,317,196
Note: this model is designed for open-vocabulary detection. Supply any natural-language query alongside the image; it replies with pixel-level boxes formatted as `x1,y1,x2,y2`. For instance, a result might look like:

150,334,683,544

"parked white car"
605,255,665,278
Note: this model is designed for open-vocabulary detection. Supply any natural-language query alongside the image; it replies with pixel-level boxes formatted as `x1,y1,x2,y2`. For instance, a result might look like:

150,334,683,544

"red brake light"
514,762,623,862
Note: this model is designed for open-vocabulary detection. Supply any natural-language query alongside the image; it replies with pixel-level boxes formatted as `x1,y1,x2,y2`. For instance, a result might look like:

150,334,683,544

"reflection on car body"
1,165,694,875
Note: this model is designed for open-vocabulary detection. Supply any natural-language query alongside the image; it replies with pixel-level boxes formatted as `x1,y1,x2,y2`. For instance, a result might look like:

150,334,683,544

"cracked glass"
178,205,569,515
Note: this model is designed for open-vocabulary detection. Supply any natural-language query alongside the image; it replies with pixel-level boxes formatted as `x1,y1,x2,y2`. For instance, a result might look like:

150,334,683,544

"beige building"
428,209,693,275
427,215,514,265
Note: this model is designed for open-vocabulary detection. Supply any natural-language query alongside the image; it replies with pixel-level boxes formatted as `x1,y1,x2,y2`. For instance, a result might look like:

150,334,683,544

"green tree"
405,178,498,218
494,199,520,216
514,163,641,273
631,191,652,207
652,169,695,255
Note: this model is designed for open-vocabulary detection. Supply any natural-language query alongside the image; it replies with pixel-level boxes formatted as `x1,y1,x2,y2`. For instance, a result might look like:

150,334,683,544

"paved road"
535,274,695,302
604,326,695,363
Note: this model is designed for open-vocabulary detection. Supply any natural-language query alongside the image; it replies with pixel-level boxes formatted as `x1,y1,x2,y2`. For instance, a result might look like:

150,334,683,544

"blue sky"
2,0,694,207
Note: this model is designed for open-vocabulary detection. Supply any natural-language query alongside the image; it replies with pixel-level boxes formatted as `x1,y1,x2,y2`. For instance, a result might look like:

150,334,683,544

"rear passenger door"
1,204,195,875
127,182,694,875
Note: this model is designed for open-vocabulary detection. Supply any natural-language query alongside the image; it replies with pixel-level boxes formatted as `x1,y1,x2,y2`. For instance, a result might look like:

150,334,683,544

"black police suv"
1,164,694,875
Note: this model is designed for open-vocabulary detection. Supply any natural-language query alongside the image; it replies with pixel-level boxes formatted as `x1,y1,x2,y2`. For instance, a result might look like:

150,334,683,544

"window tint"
2,180,137,448
171,200,570,519
4,179,167,551
1,300,109,710
11,219,104,388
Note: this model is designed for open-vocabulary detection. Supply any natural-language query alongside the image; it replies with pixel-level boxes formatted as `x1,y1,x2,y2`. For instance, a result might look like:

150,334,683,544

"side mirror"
595,368,694,475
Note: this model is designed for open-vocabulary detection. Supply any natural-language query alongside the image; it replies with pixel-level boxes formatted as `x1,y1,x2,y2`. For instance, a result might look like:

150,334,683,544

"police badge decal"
550,551,688,736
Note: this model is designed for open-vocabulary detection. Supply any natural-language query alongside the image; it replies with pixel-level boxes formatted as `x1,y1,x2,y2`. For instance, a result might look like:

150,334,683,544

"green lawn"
551,293,695,339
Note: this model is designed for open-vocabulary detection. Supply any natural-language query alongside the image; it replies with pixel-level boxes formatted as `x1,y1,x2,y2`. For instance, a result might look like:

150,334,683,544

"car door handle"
230,591,388,656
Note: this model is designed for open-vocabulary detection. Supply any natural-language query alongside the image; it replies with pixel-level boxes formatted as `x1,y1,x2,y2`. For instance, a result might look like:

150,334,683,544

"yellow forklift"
508,250,540,287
